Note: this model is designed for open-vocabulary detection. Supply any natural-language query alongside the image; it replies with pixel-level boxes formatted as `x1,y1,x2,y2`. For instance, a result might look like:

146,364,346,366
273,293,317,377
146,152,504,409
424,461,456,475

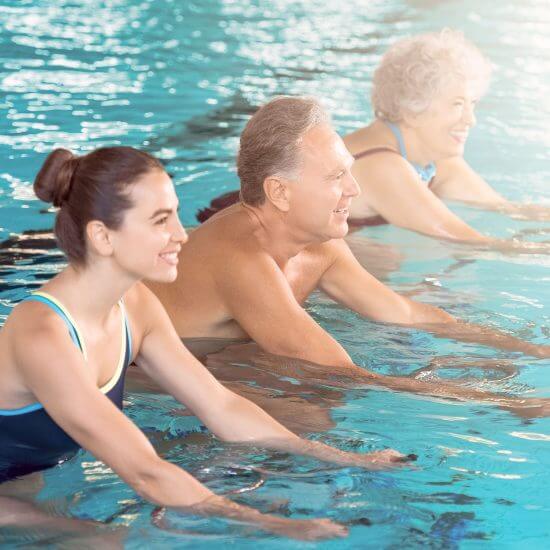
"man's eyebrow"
324,166,346,180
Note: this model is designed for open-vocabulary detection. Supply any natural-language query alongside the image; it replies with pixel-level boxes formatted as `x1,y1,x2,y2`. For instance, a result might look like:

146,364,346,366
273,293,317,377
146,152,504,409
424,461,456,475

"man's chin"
326,221,349,241
335,219,350,236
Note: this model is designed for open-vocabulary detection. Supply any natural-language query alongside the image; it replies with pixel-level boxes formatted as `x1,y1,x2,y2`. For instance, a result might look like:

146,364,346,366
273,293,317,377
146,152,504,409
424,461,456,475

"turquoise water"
1,0,549,547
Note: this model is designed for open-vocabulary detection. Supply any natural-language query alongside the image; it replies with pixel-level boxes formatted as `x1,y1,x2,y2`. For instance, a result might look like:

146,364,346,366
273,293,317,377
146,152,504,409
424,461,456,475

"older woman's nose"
463,103,477,127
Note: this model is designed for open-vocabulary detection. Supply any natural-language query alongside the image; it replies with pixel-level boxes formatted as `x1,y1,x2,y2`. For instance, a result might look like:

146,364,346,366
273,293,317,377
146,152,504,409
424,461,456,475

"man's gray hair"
238,96,329,206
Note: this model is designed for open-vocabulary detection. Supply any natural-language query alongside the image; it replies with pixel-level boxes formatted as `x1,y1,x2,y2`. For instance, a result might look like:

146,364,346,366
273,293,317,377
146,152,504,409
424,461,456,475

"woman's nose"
173,218,188,244
463,104,476,127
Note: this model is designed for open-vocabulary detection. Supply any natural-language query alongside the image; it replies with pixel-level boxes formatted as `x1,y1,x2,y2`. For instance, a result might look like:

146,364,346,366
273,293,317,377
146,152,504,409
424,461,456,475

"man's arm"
205,342,550,420
319,239,550,358
133,282,407,470
215,250,356,367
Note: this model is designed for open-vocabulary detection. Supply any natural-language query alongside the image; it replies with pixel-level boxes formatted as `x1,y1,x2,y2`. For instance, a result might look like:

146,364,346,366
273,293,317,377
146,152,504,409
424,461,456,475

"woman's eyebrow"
149,207,174,219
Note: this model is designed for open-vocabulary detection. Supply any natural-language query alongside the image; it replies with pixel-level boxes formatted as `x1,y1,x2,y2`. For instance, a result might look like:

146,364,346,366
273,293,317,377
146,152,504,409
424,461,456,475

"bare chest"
282,254,324,305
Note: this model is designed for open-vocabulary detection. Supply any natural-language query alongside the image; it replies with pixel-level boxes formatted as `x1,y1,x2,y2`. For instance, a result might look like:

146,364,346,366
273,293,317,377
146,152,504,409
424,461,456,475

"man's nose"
345,172,361,198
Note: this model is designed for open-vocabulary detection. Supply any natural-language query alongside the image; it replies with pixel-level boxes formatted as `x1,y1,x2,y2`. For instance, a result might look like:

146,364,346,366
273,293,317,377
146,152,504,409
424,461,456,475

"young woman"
0,146,409,540
343,29,550,245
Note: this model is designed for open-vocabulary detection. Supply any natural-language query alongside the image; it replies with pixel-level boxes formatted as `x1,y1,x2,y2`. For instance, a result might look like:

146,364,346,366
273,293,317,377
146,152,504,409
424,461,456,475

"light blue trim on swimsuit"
385,121,436,183
0,402,44,416
27,294,83,350
0,293,131,417
0,294,84,417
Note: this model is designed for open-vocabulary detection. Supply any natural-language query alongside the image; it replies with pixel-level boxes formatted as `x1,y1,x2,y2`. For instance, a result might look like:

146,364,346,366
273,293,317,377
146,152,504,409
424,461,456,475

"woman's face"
409,79,479,161
109,169,188,283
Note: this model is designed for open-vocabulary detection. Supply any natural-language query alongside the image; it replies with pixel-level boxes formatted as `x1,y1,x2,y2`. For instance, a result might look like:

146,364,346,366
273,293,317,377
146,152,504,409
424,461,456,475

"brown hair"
34,146,163,264
237,96,329,206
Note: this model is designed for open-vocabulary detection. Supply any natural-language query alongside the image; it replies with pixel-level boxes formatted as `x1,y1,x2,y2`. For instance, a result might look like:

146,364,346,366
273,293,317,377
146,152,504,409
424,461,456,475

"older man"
148,96,549,411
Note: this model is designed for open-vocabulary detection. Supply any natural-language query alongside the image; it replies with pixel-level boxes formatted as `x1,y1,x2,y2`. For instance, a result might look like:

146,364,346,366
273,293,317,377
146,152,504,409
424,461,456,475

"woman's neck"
392,123,434,167
42,260,137,325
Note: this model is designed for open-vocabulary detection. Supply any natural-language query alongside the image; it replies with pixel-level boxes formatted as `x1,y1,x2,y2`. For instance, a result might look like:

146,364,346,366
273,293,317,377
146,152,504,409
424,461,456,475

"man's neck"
242,203,318,266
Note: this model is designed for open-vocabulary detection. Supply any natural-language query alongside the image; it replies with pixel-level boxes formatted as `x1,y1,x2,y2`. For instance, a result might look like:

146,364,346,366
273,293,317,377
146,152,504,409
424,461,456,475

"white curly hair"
371,29,492,122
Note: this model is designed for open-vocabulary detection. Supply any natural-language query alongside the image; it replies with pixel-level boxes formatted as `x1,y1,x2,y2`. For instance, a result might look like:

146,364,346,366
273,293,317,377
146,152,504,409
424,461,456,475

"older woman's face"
410,79,479,161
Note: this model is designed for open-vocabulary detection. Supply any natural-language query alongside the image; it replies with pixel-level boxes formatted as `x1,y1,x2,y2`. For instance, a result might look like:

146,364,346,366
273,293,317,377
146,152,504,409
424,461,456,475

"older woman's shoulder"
345,120,403,161
352,145,416,185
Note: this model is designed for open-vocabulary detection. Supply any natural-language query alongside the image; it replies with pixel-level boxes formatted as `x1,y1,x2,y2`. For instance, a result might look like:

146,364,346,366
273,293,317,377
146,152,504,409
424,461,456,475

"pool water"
1,0,549,547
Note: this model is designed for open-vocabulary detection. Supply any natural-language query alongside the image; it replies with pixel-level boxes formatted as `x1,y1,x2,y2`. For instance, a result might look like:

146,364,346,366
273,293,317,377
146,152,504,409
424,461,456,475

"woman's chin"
147,267,179,284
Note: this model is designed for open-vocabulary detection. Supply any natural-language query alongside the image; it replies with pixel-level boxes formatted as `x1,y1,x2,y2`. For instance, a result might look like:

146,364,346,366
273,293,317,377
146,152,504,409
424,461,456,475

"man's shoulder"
307,238,349,257
188,211,261,255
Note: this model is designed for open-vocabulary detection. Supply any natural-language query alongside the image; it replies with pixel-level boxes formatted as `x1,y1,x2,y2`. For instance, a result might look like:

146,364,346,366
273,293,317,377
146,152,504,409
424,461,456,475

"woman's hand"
153,495,348,541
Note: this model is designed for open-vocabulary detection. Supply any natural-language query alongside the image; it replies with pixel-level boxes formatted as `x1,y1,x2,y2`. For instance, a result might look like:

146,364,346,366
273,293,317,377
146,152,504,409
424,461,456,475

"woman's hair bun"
34,148,80,207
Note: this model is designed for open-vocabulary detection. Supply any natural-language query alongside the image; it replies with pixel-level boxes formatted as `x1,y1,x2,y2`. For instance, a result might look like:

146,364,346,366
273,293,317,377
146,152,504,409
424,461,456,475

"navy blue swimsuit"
0,292,133,483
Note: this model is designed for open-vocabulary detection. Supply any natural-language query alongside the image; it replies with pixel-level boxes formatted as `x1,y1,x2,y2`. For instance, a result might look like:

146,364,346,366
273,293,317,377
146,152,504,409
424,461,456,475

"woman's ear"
85,220,114,258
401,109,423,129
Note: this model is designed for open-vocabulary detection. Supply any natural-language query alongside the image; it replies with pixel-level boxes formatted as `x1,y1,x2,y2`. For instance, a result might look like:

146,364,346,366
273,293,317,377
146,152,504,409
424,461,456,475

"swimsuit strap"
24,292,86,358
24,292,132,368
0,293,132,416
385,121,408,158
384,121,436,183
119,300,133,367
353,146,400,161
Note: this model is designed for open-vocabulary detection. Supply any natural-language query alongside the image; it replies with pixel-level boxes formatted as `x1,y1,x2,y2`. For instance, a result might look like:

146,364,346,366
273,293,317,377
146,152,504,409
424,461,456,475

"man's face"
285,123,360,241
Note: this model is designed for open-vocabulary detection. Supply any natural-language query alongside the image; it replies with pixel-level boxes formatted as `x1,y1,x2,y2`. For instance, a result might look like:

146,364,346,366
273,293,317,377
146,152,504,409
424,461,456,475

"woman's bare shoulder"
344,120,393,155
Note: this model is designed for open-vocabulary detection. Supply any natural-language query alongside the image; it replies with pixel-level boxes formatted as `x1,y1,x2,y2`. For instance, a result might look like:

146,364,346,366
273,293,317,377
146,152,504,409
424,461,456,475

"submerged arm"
135,283,407,470
320,239,550,359
14,303,344,540
351,153,489,242
206,343,550,419
353,155,550,252
435,156,550,222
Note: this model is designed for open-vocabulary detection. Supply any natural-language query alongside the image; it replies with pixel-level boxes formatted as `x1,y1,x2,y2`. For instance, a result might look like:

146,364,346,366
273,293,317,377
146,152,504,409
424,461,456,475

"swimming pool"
1,0,549,547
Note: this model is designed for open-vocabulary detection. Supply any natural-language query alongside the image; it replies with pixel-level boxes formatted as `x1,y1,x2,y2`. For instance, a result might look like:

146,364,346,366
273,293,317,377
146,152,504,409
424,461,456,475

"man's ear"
85,220,114,258
263,176,290,212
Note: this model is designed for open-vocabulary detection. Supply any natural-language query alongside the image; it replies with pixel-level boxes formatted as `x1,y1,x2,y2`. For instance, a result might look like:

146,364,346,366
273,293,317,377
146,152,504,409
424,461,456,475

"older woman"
344,29,550,243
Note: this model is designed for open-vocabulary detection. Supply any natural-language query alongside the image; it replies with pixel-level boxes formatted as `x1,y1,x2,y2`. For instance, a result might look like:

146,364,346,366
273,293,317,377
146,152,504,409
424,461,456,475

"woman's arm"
351,153,487,241
12,304,345,540
352,155,550,252
435,156,550,221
